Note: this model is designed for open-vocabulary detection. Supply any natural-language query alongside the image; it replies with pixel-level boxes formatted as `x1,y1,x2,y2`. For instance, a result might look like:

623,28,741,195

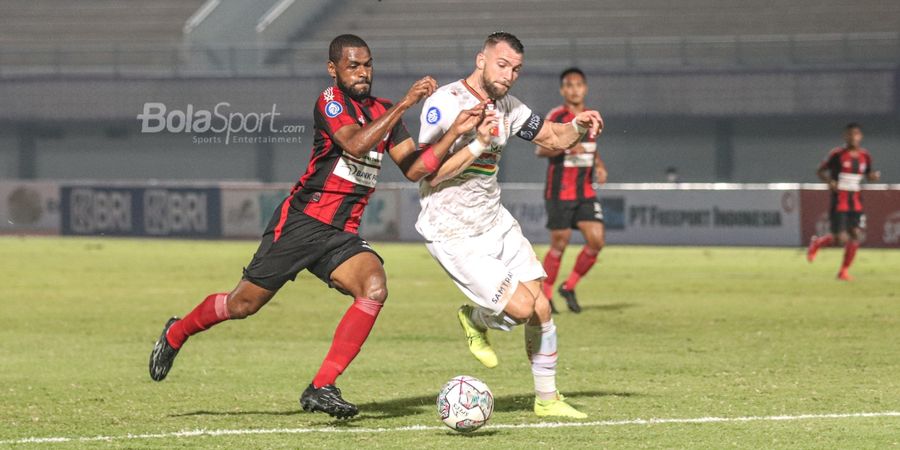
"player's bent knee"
363,282,388,303
504,289,536,323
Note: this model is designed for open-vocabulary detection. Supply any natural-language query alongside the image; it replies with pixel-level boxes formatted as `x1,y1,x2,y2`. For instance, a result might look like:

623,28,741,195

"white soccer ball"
436,375,494,432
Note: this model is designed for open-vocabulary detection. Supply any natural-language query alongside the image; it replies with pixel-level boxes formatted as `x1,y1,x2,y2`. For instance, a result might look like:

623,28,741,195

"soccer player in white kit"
415,32,603,419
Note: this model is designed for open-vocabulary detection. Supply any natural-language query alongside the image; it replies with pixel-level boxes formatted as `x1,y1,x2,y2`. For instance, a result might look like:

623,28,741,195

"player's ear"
476,52,485,71
327,60,337,79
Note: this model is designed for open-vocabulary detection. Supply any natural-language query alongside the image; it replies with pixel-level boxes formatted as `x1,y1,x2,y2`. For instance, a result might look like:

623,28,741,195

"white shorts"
425,211,546,314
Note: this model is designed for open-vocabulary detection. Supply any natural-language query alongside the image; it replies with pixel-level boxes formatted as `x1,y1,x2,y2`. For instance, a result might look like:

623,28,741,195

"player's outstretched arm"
332,76,437,158
531,110,603,152
426,110,497,187
390,104,485,182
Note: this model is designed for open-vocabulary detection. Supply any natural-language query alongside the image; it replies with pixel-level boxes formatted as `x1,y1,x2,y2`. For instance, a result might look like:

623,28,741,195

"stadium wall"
3,180,899,248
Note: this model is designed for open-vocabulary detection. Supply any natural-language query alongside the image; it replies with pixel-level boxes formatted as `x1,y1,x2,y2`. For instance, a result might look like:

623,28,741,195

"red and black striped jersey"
543,105,598,201
287,85,409,234
819,146,873,213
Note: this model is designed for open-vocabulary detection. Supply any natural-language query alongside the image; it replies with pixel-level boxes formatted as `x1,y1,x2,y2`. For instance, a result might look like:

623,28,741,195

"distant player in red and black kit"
537,68,607,313
147,35,472,418
807,123,881,281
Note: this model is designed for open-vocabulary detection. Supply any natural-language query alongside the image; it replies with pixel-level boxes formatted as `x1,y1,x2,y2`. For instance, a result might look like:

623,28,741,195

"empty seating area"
304,0,900,42
0,0,897,76
0,0,205,45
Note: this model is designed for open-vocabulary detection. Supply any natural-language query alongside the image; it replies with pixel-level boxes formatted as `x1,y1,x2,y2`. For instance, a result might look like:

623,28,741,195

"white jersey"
416,79,544,241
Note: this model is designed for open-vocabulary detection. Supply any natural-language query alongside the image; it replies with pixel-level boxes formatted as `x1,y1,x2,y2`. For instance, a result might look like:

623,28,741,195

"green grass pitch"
1,236,899,448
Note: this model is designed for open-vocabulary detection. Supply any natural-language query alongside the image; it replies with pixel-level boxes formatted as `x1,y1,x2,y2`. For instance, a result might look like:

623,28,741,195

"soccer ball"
436,375,494,432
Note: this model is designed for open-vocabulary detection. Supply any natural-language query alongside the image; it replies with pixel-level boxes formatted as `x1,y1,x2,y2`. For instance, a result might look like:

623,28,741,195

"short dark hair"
559,67,585,85
845,122,862,131
329,34,369,63
484,31,524,54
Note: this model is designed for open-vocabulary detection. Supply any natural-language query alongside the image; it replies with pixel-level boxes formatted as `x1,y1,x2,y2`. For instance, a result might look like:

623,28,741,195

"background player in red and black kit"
807,123,881,281
147,34,466,419
536,68,607,313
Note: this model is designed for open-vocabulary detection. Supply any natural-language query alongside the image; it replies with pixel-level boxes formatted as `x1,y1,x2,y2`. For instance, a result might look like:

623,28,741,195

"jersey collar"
460,78,487,102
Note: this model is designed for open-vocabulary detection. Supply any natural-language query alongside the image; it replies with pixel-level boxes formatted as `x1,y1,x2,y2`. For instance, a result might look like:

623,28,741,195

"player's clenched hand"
401,76,438,108
475,109,498,145
574,110,603,139
451,103,486,136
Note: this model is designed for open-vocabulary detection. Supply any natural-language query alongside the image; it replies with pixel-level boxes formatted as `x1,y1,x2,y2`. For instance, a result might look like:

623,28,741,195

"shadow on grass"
170,389,636,421
577,302,638,312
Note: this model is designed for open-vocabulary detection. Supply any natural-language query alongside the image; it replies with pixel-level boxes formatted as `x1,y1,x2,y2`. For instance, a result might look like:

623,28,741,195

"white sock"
469,306,516,332
525,319,558,400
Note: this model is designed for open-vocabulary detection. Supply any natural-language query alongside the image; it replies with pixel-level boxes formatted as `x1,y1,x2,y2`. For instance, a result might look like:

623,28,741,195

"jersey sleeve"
314,86,357,136
417,91,457,148
389,120,411,149
507,95,543,142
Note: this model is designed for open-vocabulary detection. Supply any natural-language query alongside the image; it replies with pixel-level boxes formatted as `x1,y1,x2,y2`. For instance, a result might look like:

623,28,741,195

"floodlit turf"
1,236,899,449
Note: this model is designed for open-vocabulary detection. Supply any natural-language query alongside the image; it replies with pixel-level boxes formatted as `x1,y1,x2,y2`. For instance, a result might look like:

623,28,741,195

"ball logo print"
436,376,494,433
325,101,343,118
426,106,441,124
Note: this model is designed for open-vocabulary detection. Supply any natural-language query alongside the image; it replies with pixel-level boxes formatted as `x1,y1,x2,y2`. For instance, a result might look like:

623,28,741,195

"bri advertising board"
60,185,221,238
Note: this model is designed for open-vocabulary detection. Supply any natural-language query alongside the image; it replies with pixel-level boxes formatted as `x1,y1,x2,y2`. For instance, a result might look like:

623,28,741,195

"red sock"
312,298,384,388
841,241,859,271
166,293,230,349
563,246,599,290
541,248,563,299
813,234,834,251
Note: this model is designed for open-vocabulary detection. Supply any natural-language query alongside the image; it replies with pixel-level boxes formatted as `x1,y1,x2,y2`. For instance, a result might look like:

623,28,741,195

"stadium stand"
301,0,900,41
0,0,205,45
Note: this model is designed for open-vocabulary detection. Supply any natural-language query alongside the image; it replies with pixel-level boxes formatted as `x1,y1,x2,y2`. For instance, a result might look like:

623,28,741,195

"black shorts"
242,204,382,292
830,210,865,235
545,198,604,230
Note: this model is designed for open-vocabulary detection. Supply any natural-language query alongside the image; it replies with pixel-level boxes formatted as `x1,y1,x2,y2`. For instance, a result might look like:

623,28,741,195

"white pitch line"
2,411,899,445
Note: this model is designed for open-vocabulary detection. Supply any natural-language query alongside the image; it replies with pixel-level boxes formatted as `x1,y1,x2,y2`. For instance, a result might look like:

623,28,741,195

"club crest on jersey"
426,106,441,124
325,101,343,118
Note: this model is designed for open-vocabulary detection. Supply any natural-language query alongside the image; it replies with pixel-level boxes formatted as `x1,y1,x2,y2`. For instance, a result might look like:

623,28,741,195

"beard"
338,78,372,101
481,72,510,100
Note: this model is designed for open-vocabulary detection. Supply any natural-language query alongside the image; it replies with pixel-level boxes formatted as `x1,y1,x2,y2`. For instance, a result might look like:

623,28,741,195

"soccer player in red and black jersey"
807,123,881,281
148,34,482,418
536,68,607,313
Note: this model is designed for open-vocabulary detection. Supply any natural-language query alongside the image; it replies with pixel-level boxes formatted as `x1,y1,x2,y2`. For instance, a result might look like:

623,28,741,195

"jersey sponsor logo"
333,150,383,188
837,173,863,192
426,106,441,124
325,100,343,118
563,153,594,168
